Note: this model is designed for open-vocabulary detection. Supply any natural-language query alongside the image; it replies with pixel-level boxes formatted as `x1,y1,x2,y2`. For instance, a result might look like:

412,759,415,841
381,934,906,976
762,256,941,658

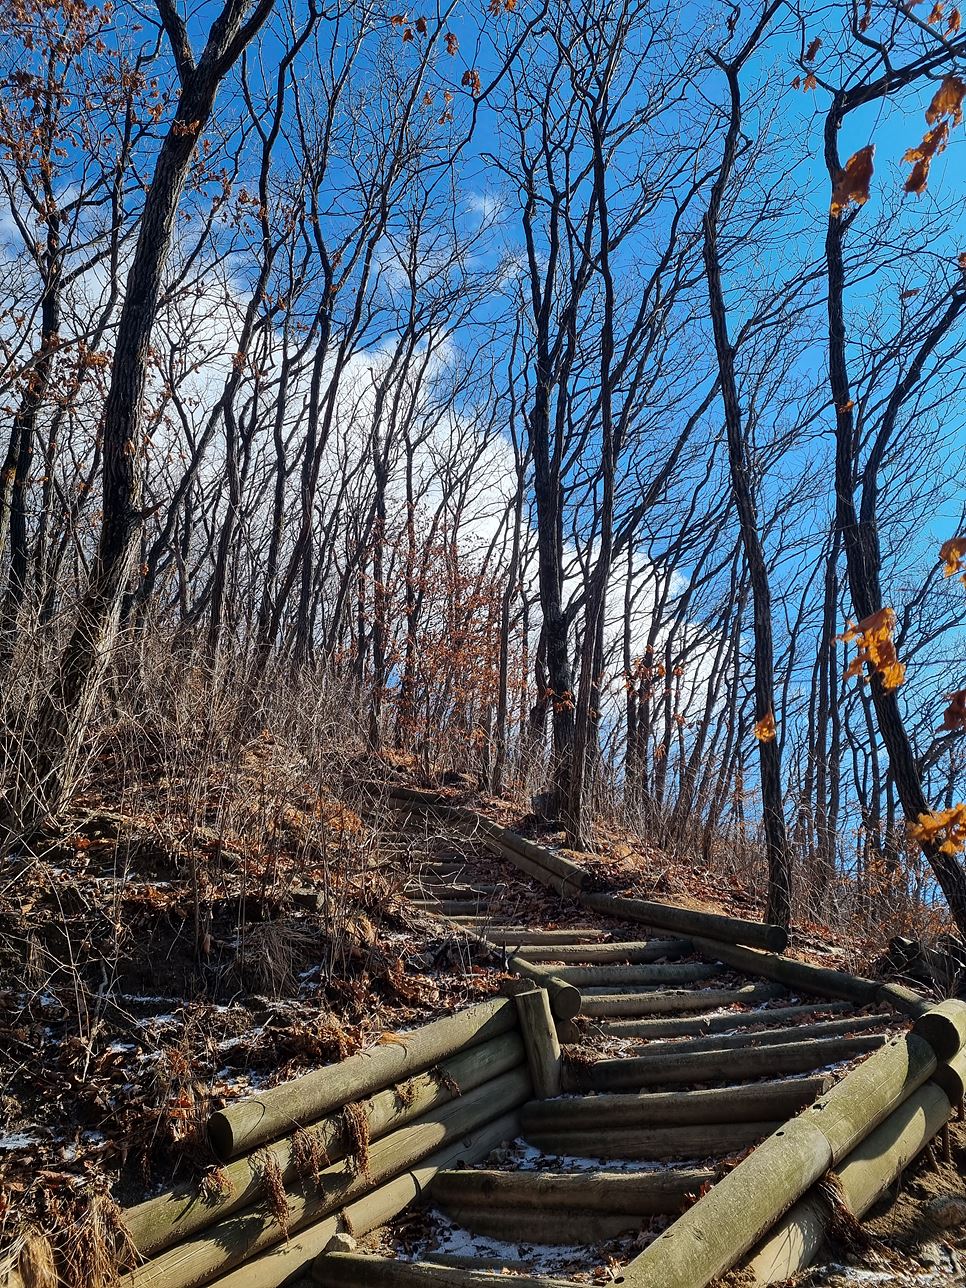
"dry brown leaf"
830,144,875,215
926,75,966,127
753,713,777,742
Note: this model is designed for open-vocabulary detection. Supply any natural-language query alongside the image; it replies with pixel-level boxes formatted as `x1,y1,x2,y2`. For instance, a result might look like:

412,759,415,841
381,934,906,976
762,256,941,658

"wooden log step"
313,1254,571,1286
520,1075,831,1131
484,928,610,945
423,1255,533,1273
625,1013,891,1056
440,1203,647,1244
430,1165,715,1215
562,1034,886,1091
418,884,500,898
516,939,691,964
523,1120,780,1161
416,901,491,916
580,983,786,1017
553,962,719,986
603,1001,852,1039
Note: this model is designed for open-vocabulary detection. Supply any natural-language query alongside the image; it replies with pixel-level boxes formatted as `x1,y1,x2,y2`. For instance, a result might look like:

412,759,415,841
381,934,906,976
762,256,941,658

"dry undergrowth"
259,1151,290,1237
341,1102,372,1181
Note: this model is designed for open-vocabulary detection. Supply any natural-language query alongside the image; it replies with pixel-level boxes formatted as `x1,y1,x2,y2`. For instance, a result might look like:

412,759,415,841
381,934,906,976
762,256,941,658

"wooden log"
423,1256,532,1273
417,885,499,898
207,997,516,1159
554,1018,581,1044
313,1253,572,1287
619,1029,939,1288
521,1077,830,1130
441,1204,644,1244
126,1032,524,1258
625,1014,889,1057
123,1070,531,1288
580,983,785,1017
484,928,608,945
502,952,581,1020
516,939,690,964
799,1032,937,1161
618,1115,835,1288
603,1001,852,1039
514,989,561,1098
874,982,931,1018
552,962,718,986
430,1167,715,1215
524,1121,780,1161
912,998,966,1060
930,1043,966,1104
689,936,881,1005
562,1034,885,1091
415,901,489,916
745,1076,955,1282
582,892,787,953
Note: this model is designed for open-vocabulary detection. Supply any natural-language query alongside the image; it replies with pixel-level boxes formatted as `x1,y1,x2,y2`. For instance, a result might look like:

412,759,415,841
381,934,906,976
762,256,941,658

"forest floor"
1,744,964,1284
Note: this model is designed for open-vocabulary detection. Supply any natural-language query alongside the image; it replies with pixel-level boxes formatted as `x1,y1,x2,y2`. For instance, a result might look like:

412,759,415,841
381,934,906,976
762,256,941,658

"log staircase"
4,786,964,1288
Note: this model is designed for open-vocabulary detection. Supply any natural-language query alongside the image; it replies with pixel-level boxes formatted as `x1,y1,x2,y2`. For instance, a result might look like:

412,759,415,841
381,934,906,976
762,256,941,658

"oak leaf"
939,689,966,732
909,804,966,855
804,36,822,59
830,144,874,215
926,75,965,127
939,535,966,584
753,713,777,742
838,606,905,690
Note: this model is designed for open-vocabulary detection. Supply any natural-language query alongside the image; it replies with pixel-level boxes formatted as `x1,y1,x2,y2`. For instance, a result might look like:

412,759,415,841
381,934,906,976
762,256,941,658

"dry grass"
291,1126,328,1185
59,1189,137,1288
259,1151,290,1238
341,1102,372,1181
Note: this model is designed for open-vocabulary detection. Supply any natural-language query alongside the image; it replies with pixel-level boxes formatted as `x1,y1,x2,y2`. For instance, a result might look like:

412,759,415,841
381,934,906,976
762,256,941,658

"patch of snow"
0,1131,43,1151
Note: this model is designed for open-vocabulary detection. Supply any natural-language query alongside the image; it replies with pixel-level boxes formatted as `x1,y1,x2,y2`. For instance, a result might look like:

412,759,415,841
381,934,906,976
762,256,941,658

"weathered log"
746,1074,956,1282
800,1032,938,1160
626,1014,888,1057
126,1032,524,1257
524,1121,780,1161
516,939,690,964
484,928,608,945
521,1076,830,1131
423,1256,532,1273
580,983,785,1017
430,1166,714,1215
912,998,966,1061
514,989,561,1098
931,1042,966,1105
417,900,488,916
208,997,516,1159
502,953,581,1020
618,1030,939,1288
123,1070,531,1288
552,962,718,986
874,982,931,1018
441,1205,644,1244
603,1001,852,1039
313,1253,572,1287
582,892,787,953
617,1115,835,1288
563,1034,884,1091
689,937,881,1005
